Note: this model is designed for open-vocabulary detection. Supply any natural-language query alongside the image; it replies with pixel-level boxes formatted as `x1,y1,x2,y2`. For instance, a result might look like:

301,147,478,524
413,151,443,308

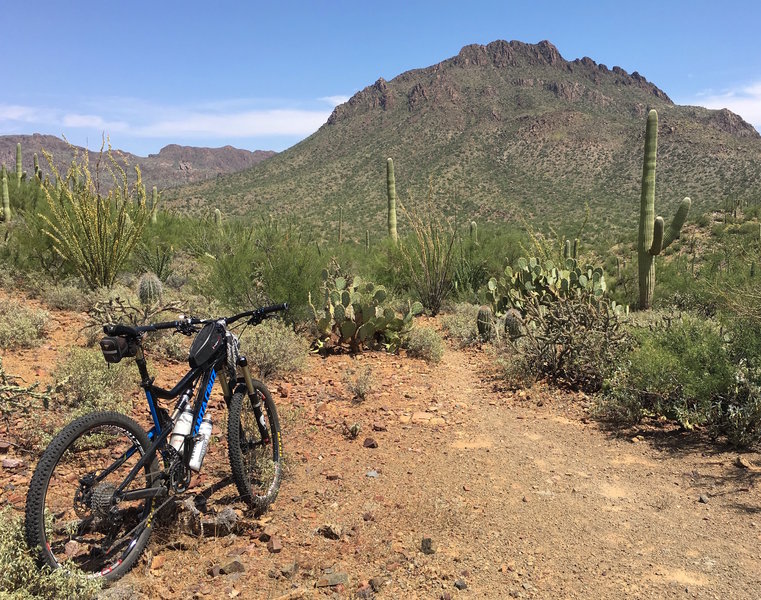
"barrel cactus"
503,308,523,339
476,305,495,340
138,272,163,305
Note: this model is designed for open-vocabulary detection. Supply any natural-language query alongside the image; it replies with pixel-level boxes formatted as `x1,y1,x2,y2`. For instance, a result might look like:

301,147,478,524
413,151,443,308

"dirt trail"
3,316,761,599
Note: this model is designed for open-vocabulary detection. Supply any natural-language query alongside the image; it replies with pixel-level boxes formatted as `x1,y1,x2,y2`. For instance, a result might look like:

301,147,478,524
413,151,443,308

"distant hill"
163,40,761,241
0,134,275,190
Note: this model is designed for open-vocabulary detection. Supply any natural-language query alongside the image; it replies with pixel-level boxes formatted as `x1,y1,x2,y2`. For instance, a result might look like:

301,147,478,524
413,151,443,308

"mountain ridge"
0,134,276,190
156,40,761,239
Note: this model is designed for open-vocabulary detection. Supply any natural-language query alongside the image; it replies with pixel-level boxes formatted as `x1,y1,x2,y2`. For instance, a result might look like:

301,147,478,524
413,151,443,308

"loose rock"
317,523,343,540
316,572,349,587
363,437,378,448
421,537,437,555
454,579,468,590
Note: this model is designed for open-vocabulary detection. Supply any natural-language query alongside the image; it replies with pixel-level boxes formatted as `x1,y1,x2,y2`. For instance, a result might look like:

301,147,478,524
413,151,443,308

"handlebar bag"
189,322,226,369
100,336,136,363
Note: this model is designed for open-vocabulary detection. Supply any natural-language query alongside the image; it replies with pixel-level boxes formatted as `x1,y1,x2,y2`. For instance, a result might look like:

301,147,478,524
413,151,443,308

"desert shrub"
441,303,480,347
239,319,308,379
517,294,630,393
134,238,174,282
0,357,51,432
405,326,444,363
0,508,101,599
489,339,536,389
602,314,734,428
40,281,90,311
0,301,48,349
53,347,132,416
344,365,374,402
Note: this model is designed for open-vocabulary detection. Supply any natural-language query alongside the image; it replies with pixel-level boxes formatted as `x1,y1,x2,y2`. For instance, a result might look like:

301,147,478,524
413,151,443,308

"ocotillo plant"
637,109,691,309
1,167,10,222
387,157,398,245
15,143,22,186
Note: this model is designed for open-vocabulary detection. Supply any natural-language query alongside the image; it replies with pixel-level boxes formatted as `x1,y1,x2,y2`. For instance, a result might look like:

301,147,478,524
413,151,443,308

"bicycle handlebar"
103,303,288,337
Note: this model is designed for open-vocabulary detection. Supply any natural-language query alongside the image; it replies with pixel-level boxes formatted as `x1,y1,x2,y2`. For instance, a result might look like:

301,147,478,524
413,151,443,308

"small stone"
429,417,446,426
151,555,166,570
0,441,11,453
268,536,283,553
363,512,374,522
278,383,291,398
454,579,468,590
64,540,80,559
421,537,437,555
259,525,277,543
325,472,341,481
317,523,343,540
369,577,385,592
221,560,245,574
363,437,378,449
356,584,373,599
441,594,452,600
316,572,349,587
372,422,387,432
207,564,222,577
522,496,529,503
411,411,431,423
699,494,709,504
1,458,22,469
366,470,379,478
280,562,298,578
398,415,411,424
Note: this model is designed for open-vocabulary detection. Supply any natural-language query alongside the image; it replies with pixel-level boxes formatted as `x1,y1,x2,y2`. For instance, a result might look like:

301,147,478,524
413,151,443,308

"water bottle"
169,405,193,452
188,417,212,472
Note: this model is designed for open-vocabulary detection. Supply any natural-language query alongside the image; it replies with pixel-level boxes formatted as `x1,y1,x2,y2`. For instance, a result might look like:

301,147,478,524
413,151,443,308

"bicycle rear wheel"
227,381,282,514
25,411,158,580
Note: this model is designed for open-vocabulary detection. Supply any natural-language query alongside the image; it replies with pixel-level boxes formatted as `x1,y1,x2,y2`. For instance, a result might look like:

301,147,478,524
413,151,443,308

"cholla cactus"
138,272,163,306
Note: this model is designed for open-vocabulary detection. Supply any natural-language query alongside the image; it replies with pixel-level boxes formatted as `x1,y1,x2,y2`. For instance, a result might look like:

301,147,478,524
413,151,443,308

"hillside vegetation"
164,40,761,247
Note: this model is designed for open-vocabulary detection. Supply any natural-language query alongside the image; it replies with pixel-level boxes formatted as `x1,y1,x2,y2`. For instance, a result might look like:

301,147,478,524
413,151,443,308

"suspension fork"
237,356,270,443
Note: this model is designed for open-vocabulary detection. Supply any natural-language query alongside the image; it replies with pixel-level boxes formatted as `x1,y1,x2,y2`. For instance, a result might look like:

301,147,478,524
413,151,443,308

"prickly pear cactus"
309,262,422,352
138,272,163,305
476,305,494,340
486,255,607,317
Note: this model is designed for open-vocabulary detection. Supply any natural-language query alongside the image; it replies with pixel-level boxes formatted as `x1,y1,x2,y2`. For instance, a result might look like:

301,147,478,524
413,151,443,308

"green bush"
239,319,309,379
489,340,536,389
603,314,734,428
0,301,48,349
441,303,480,348
53,347,132,416
405,326,444,363
0,509,101,599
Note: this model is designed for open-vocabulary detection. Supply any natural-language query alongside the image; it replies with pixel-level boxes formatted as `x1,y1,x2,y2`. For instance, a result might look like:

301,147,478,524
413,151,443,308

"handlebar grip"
103,324,140,337
263,302,288,314
151,320,180,330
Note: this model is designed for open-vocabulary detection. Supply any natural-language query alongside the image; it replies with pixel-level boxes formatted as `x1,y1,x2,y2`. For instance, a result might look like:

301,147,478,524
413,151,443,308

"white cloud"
692,81,761,129
319,95,350,106
62,113,129,131
132,108,331,138
0,104,52,123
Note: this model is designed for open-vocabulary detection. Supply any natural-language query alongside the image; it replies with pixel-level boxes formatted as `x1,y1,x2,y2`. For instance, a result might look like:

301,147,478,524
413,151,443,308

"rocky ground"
1,306,761,599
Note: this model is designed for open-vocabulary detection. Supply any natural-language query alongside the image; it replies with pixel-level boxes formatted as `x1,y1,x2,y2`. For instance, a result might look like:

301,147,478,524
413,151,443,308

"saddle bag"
100,336,137,364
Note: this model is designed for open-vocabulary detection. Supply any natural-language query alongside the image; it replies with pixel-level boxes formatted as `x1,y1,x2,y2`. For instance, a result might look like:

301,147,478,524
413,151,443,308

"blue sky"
2,0,759,155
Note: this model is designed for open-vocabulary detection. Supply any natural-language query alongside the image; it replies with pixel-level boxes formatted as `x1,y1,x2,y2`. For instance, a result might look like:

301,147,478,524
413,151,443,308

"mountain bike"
24,303,287,581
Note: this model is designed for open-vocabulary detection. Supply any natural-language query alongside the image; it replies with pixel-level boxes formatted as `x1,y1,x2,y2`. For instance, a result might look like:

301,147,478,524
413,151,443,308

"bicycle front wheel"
227,381,282,514
25,411,158,581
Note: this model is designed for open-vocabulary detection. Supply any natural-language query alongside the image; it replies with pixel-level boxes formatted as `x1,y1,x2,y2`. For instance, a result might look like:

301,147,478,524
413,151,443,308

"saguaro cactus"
2,167,10,222
338,206,343,244
150,186,158,224
469,220,478,243
637,109,691,309
213,208,222,227
15,143,22,186
387,157,398,245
